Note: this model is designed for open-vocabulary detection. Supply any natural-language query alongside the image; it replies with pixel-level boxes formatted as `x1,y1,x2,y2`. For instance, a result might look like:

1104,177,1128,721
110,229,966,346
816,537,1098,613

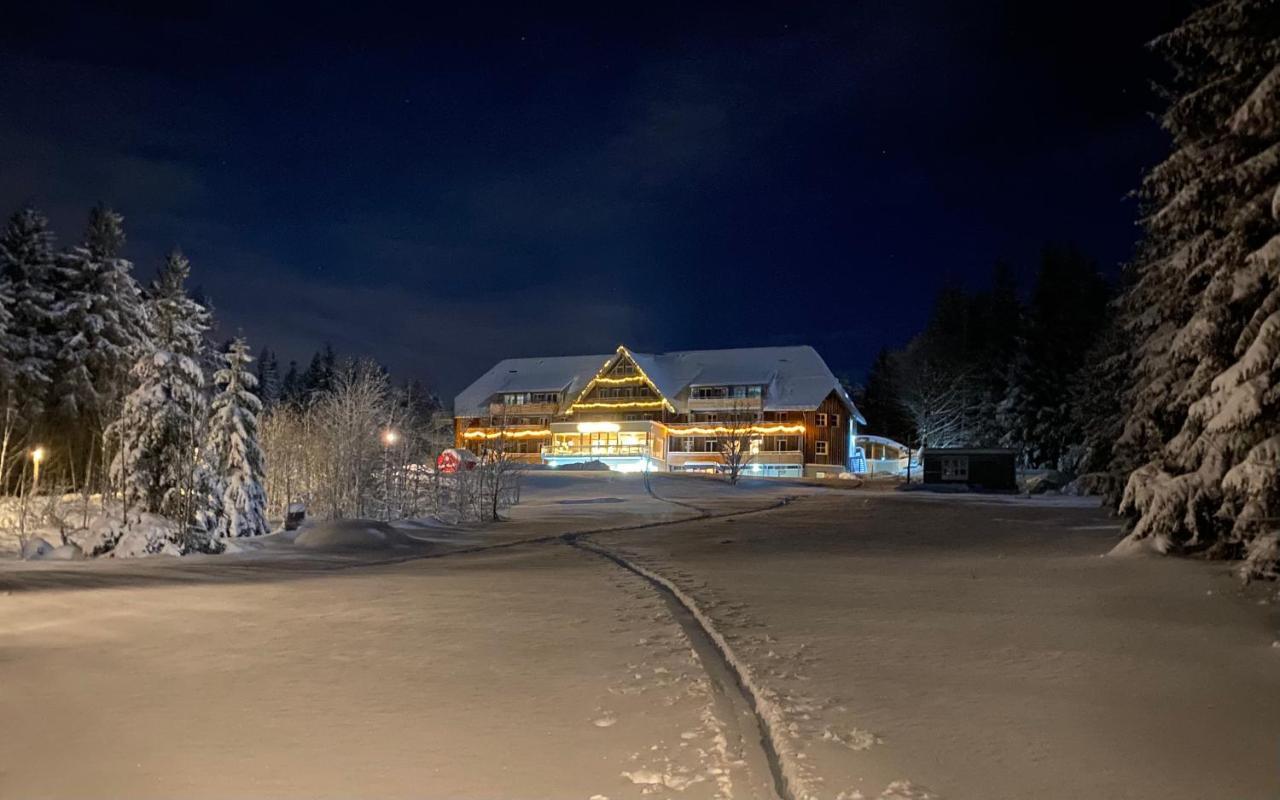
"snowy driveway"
3,476,1278,799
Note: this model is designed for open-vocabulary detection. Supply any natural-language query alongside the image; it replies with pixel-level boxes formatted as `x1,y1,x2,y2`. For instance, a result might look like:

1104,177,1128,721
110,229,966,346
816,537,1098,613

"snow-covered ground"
589,491,1280,800
2,475,1277,798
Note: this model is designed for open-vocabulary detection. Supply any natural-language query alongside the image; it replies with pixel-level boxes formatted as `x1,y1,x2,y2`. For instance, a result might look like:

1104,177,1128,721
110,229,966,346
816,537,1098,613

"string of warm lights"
570,400,667,410
567,345,676,414
590,375,646,386
661,423,805,436
461,428,553,440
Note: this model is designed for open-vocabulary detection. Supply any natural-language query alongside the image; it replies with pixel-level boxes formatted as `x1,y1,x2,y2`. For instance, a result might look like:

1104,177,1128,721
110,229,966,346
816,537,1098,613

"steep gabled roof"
454,345,865,424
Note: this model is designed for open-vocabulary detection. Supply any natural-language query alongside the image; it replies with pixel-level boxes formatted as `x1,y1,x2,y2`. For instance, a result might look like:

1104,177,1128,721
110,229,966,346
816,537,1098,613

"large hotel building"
453,345,864,478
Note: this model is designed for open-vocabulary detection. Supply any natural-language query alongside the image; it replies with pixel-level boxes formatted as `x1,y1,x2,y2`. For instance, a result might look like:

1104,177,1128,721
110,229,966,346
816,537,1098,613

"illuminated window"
815,441,828,456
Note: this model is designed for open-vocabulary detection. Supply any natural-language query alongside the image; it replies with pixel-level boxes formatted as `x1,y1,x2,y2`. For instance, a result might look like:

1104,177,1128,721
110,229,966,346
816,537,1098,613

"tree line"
857,247,1111,473
0,203,518,555
857,0,1279,578
0,206,270,552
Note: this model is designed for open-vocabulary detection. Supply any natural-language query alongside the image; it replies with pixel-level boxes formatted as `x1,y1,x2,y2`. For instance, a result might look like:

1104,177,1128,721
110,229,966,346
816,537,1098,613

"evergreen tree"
1117,0,1280,576
302,343,337,398
1068,303,1131,485
256,347,281,409
49,206,149,441
969,263,1023,446
855,349,913,443
0,208,58,425
108,249,210,532
1019,247,1110,467
280,359,303,405
205,338,268,537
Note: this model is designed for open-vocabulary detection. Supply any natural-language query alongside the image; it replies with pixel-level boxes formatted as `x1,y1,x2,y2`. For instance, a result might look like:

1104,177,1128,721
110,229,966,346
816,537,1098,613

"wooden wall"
801,391,851,467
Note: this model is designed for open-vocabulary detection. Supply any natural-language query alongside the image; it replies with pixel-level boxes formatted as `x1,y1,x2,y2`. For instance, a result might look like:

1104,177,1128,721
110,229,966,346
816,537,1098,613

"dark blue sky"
1,1,1189,396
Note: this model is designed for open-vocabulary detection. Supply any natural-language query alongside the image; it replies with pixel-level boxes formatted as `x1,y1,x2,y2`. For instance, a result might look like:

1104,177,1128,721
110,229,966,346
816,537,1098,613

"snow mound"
43,542,86,560
293,520,416,550
554,460,611,471
20,536,56,560
1109,531,1169,558
111,527,183,558
879,780,940,799
1061,472,1114,497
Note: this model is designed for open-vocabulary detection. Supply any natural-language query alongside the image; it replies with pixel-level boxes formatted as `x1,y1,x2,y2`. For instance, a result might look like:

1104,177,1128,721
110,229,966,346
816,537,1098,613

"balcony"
489,401,559,417
542,445,648,458
686,396,763,413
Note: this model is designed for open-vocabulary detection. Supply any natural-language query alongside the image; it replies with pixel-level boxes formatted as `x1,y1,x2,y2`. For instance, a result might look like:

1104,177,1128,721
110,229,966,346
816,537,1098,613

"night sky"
1,1,1191,397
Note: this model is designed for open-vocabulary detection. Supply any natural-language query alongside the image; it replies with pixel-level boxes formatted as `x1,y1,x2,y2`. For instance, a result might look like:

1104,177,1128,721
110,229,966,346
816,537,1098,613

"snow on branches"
205,338,268,538
1117,0,1280,577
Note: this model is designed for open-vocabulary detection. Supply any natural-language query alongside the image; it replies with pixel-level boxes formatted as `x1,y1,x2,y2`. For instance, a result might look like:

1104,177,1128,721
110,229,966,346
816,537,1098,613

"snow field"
0,542,752,799
592,492,1280,799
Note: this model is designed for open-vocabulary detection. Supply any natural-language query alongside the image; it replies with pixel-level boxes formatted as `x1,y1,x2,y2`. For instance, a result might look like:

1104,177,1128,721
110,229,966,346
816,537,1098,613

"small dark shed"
922,448,1017,491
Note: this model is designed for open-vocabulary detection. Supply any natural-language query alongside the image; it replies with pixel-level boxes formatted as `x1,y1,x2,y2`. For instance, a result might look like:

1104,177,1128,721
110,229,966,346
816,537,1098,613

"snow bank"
20,536,55,560
293,520,416,550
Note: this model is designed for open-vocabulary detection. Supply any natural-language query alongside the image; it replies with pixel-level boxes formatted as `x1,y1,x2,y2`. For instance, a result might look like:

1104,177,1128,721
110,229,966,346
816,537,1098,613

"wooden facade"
454,345,862,477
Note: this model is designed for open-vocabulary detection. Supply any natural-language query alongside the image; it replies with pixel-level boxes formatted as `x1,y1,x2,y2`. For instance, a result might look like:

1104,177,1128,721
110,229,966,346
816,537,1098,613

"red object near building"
438,448,478,474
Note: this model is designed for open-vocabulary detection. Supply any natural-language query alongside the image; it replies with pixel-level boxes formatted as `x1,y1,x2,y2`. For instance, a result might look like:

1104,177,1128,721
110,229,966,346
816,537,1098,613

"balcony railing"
543,445,648,458
686,396,764,412
489,401,559,417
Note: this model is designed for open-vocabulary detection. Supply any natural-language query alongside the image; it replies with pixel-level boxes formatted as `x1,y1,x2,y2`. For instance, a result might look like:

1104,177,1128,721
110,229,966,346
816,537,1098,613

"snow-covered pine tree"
205,338,268,537
1117,0,1280,577
49,206,149,447
0,208,58,427
108,249,211,538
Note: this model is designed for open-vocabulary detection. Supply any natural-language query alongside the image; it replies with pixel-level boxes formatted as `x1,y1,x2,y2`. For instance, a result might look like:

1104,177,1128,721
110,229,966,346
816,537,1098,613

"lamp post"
31,446,45,496
381,429,399,520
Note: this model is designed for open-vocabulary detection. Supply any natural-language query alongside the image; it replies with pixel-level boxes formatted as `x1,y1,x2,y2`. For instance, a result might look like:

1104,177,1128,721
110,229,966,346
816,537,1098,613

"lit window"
815,441,828,456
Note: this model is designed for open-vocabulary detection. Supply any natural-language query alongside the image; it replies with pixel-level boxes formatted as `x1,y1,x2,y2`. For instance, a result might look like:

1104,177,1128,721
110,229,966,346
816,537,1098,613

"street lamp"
31,446,45,494
380,430,399,520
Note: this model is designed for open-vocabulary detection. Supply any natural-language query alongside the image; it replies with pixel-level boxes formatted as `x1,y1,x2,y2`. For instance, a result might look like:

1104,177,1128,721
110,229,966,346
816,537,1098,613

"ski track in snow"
572,536,937,800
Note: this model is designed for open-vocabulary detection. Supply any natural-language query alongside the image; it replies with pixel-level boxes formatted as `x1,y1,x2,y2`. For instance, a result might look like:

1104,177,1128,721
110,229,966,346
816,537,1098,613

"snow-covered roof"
455,345,865,423
453,353,613,416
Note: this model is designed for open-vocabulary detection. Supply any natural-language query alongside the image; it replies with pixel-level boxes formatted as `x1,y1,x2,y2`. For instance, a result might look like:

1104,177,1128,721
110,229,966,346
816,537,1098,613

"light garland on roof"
568,345,676,414
590,375,646,386
462,428,552,440
570,400,667,411
663,423,805,436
